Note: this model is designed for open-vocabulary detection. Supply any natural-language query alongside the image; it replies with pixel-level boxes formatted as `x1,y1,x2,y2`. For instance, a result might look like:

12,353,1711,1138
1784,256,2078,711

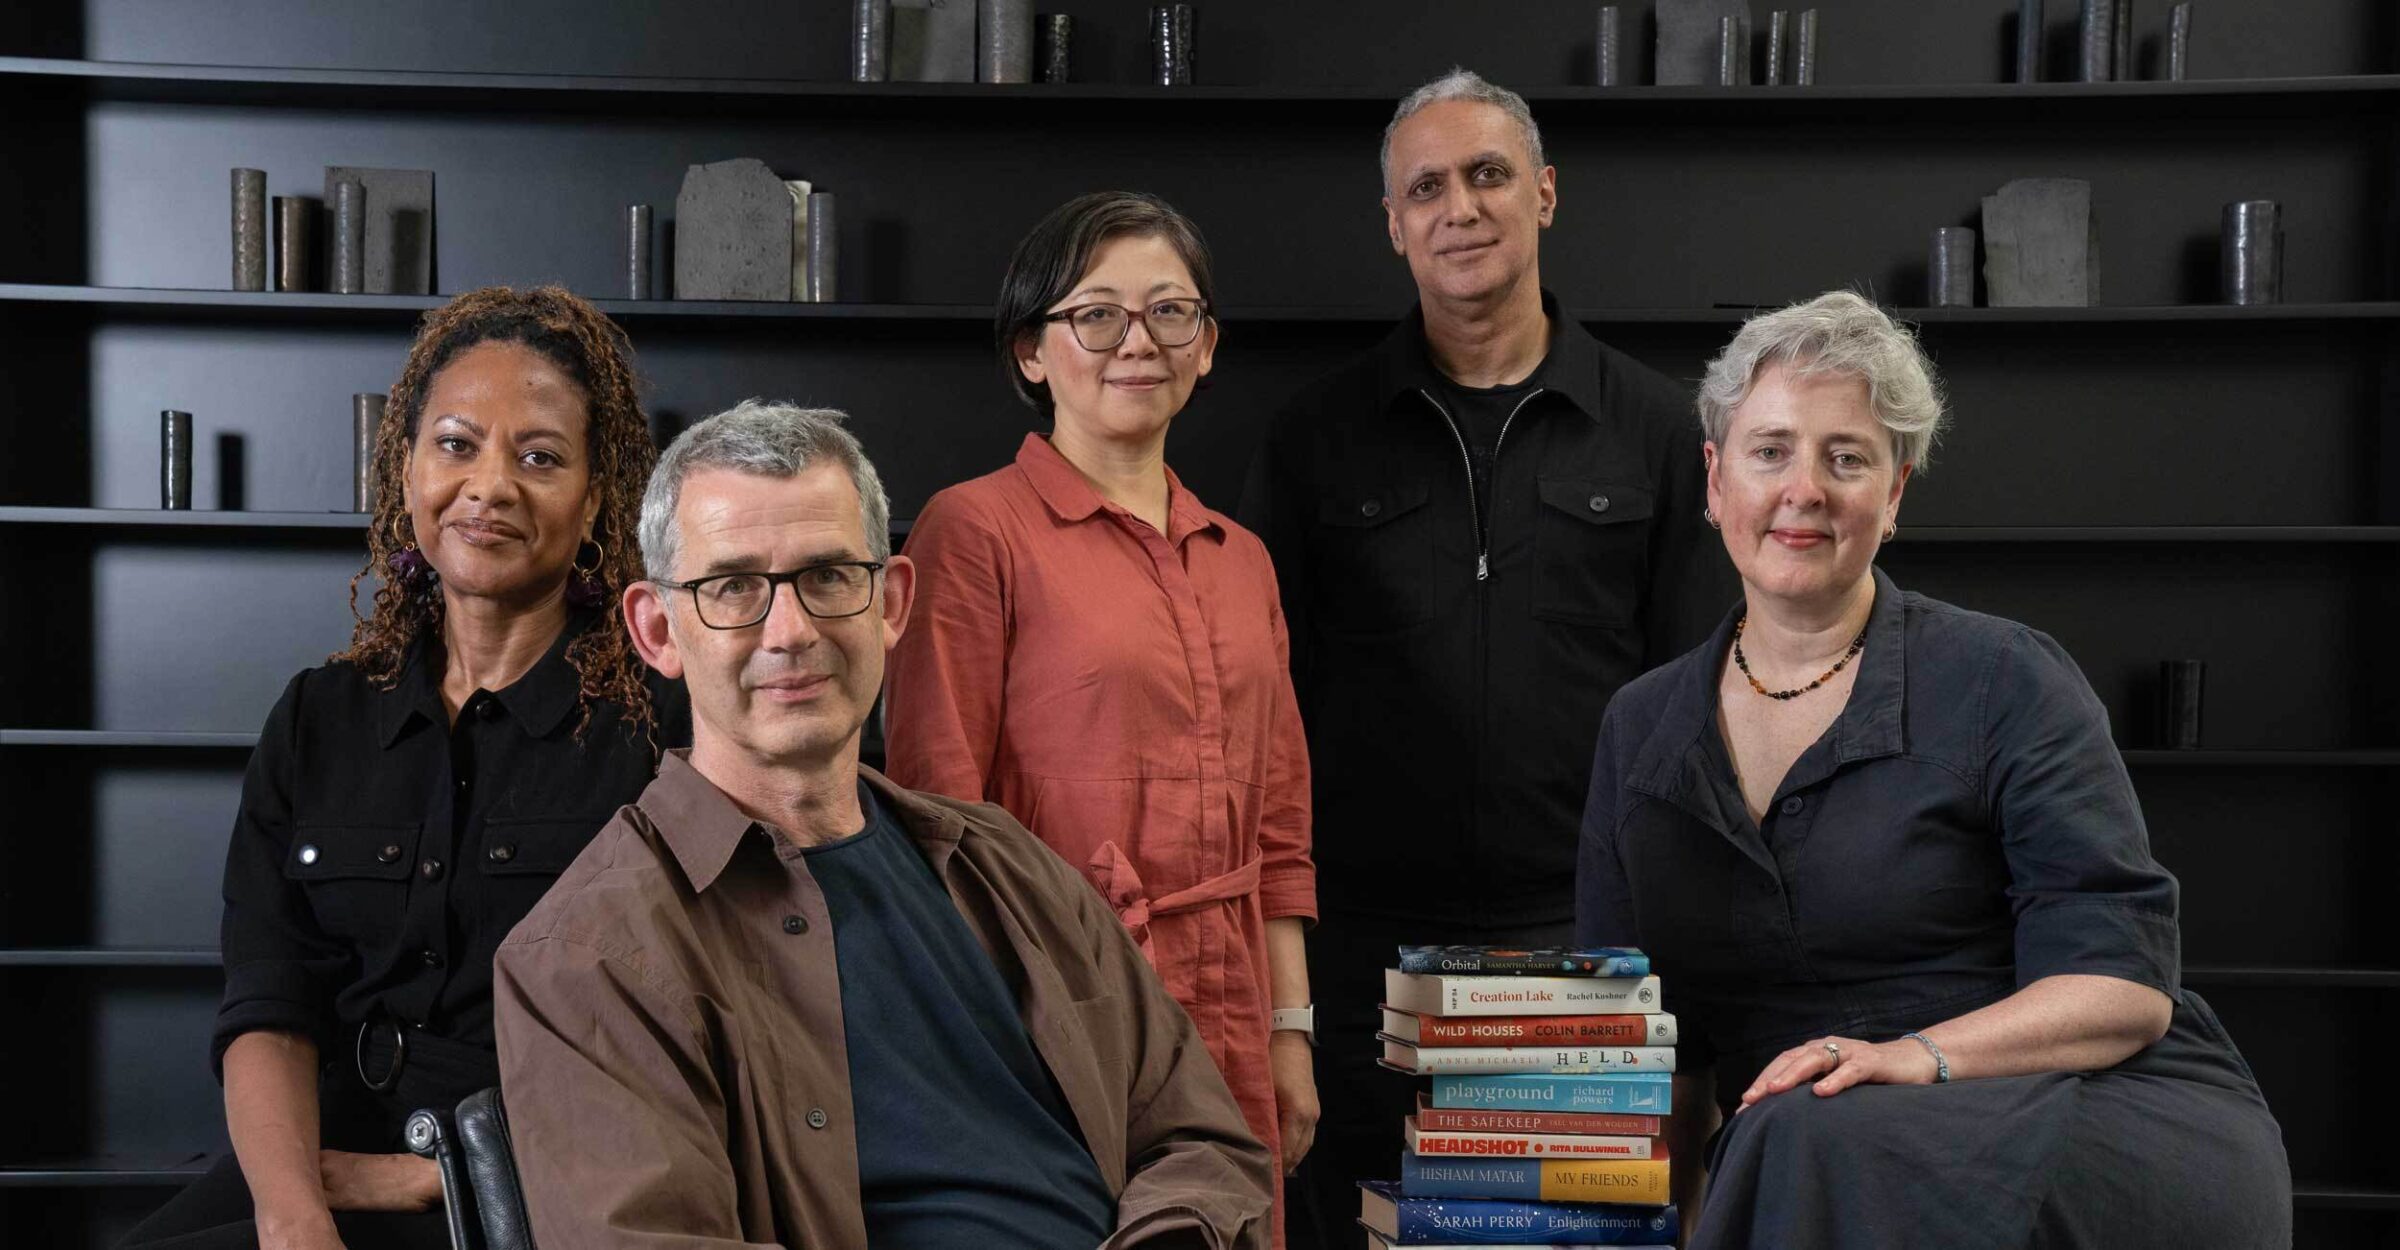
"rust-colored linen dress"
885,433,1316,1242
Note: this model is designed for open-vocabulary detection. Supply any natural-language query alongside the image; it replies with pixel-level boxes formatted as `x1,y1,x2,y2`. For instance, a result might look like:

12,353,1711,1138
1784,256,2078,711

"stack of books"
1360,945,1680,1249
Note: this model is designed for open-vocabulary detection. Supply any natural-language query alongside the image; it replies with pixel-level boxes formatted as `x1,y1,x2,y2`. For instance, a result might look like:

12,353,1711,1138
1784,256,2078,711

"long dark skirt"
1694,992,2291,1249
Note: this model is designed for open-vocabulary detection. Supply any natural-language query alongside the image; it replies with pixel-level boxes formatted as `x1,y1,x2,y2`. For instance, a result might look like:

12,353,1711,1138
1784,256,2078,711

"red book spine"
1413,1099,1664,1138
1414,1013,1668,1046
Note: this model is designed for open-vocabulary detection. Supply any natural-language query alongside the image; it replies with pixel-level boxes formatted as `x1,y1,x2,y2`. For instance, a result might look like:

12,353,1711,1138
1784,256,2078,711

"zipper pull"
1476,553,1490,581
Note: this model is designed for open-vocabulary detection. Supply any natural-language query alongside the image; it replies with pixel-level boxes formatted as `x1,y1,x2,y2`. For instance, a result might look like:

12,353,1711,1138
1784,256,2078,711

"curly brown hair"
337,285,658,739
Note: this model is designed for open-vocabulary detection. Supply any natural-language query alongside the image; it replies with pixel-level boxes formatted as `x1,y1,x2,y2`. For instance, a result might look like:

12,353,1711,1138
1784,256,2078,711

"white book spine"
1385,968,1665,1016
1382,1038,1680,1074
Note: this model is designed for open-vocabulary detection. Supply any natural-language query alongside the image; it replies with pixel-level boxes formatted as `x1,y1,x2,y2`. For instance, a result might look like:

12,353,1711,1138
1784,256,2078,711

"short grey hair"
1381,68,1547,194
638,399,892,581
1698,291,1948,471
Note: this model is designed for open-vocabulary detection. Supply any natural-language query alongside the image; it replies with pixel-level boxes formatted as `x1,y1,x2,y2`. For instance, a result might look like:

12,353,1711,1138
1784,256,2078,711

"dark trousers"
116,1153,451,1250
1286,911,1573,1250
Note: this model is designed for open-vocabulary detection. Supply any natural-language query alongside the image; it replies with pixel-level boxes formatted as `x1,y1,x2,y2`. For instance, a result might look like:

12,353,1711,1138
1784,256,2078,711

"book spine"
1430,1075,1673,1115
1444,975,1659,1016
1415,1104,1664,1136
1408,1121,1658,1158
1388,1197,1683,1246
1415,1013,1677,1047
1398,949,1652,976
1392,1044,1679,1074
1401,1153,1673,1206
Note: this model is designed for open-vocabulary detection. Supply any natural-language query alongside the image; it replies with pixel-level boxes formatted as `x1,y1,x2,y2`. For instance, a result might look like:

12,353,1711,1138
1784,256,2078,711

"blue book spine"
1430,1073,1672,1115
1402,1151,1546,1201
1361,1181,1680,1246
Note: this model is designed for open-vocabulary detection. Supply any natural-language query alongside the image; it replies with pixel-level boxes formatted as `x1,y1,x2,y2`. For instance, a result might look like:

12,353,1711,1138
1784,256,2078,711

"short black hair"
993,191,1218,415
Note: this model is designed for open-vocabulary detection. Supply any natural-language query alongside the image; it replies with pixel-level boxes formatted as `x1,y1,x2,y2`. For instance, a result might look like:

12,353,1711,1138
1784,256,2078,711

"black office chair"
405,1087,537,1250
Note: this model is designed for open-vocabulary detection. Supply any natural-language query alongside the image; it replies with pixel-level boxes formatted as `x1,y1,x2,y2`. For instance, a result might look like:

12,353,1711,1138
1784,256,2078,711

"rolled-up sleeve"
212,672,346,1077
1983,627,2180,996
1254,586,1316,924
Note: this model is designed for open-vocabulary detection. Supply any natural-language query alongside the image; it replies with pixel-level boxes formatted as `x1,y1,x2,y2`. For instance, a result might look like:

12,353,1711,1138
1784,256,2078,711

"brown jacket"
494,751,1273,1248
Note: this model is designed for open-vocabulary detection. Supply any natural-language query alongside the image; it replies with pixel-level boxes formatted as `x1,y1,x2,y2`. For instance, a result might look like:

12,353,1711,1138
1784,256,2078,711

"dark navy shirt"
1576,567,2197,1114
806,786,1115,1248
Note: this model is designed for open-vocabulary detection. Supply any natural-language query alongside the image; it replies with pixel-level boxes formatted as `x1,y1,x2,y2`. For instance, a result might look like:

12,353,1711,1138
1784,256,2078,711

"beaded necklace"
1732,616,1867,701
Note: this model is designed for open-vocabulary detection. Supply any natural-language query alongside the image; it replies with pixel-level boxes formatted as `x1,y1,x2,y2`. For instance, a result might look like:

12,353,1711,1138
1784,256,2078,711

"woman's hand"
1738,1034,1940,1109
1269,1031,1320,1173
318,1150,443,1212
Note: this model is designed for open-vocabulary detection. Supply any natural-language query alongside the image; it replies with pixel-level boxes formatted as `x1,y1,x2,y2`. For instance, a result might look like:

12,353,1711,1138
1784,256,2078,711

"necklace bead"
1734,616,1867,700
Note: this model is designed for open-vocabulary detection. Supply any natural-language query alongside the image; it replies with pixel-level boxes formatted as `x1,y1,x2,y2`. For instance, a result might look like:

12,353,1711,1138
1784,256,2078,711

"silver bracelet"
1903,1030,1951,1083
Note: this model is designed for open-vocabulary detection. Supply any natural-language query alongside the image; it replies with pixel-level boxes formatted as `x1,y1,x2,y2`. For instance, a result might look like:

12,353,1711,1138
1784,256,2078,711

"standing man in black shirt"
1239,70,1735,1248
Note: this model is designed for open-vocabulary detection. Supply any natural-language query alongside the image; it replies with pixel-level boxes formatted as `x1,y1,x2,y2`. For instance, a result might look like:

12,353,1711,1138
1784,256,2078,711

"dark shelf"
1898,526,2400,544
0,1155,211,1188
2119,749,2400,768
7,285,2400,328
2293,1185,2400,1211
0,506,368,529
2184,966,2400,989
0,948,221,968
0,729,257,747
6,57,2398,121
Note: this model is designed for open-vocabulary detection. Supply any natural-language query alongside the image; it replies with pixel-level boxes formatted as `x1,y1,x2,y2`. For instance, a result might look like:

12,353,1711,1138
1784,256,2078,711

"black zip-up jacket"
1239,295,1736,926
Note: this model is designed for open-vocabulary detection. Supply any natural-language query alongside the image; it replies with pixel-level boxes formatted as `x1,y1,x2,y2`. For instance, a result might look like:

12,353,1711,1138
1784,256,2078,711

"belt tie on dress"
1085,841,1260,960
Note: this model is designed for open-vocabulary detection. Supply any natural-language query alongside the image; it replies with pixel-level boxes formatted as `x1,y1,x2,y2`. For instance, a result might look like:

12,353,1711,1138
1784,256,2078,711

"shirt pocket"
477,814,613,930
1310,480,1435,634
1531,477,1654,628
285,822,419,950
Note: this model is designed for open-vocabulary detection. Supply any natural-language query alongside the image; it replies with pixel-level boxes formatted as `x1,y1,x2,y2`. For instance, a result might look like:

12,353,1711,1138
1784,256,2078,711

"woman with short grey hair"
1577,291,2290,1247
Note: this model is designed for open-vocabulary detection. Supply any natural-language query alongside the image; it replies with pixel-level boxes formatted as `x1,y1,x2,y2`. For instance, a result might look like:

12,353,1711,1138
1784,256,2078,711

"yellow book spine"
1536,1157,1673,1205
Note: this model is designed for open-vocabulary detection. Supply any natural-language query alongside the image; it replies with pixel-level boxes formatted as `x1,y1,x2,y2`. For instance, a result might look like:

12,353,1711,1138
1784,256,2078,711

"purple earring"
565,540,608,608
389,542,434,588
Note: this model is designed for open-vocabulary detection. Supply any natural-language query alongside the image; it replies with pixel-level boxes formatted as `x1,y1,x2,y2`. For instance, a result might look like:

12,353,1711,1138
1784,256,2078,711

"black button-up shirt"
1576,567,2192,1110
213,610,688,1091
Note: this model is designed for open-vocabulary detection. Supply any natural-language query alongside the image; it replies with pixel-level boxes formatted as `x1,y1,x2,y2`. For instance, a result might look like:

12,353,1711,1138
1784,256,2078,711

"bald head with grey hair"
638,399,892,582
1698,291,1948,471
1380,68,1547,193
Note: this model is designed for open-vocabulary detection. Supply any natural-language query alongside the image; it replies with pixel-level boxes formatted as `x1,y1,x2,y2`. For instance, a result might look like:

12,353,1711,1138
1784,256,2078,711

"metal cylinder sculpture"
232,169,267,292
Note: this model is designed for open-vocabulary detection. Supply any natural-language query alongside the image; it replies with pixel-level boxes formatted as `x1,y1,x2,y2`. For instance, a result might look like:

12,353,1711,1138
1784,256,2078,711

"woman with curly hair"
122,286,687,1250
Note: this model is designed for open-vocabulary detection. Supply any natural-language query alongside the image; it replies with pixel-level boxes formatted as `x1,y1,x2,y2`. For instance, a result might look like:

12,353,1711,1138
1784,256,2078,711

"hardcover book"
1380,1038,1678,1075
1368,1238,1670,1250
1383,1007,1677,1048
1385,970,1663,1018
1358,1180,1681,1246
1397,946,1652,977
1405,1116,1663,1159
1399,1151,1672,1206
1414,1093,1663,1138
1429,1073,1673,1115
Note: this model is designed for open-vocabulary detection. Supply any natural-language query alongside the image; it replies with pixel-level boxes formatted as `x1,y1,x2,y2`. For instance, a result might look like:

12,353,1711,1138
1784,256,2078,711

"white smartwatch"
1270,1005,1316,1046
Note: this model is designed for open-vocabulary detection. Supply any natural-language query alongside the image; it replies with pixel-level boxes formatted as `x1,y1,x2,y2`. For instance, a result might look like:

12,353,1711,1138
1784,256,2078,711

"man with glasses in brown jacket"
494,399,1272,1248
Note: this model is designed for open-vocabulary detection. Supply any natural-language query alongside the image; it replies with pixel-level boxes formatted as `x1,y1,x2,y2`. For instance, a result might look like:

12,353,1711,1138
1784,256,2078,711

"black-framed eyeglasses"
654,562,886,630
1040,298,1211,352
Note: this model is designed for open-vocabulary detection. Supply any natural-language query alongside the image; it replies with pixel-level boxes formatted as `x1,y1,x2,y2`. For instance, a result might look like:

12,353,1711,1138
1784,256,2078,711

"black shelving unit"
5,1,2395,1245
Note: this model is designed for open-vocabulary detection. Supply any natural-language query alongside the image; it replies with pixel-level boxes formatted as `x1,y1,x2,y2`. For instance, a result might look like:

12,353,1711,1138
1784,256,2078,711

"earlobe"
622,583,683,679
1015,334,1047,386
879,555,917,649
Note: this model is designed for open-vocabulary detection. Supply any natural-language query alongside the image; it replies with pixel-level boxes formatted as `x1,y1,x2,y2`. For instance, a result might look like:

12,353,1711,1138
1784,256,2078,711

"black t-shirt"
1436,353,1551,529
808,785,1115,1248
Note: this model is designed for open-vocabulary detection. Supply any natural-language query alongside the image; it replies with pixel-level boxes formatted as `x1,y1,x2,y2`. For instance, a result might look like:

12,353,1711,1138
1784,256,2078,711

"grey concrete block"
1982,178,2099,307
1658,0,1751,86
673,158,795,302
322,167,434,295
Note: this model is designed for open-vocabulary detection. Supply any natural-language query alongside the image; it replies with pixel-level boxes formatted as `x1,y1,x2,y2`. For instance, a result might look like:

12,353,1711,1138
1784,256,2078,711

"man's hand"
319,1150,443,1212
1269,1031,1319,1173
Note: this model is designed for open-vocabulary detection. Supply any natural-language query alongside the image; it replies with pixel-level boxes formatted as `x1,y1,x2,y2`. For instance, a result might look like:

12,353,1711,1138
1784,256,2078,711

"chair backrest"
455,1087,537,1250
407,1086,536,1250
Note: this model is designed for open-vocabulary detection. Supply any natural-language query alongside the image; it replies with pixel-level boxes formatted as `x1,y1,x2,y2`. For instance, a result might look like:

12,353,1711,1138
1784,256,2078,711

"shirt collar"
1627,566,1909,851
373,606,598,748
1011,431,1224,547
1373,289,1611,424
647,750,970,895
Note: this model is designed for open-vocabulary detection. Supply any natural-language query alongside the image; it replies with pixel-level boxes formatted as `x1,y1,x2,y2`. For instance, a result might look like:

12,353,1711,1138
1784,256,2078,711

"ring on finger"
1823,1041,1842,1064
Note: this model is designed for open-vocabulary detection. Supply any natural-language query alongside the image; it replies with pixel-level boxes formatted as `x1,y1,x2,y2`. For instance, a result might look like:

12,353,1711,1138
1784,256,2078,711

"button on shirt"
212,610,688,1107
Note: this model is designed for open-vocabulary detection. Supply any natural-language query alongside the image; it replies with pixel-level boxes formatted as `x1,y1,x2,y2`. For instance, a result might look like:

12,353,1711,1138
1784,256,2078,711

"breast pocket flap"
479,814,614,877
1537,477,1655,527
285,823,419,882
1316,480,1431,529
